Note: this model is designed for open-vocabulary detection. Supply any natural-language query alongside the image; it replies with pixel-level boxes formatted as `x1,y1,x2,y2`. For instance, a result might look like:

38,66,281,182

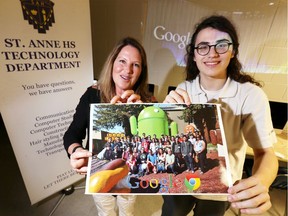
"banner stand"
0,0,93,205
49,184,85,216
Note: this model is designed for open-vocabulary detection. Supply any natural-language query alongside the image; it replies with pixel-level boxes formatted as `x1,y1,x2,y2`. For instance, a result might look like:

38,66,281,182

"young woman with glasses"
162,15,278,216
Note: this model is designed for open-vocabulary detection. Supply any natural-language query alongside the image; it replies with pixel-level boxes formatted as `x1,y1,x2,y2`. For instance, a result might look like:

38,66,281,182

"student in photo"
193,135,207,174
137,147,148,176
181,135,195,173
146,149,157,174
63,37,152,216
161,15,278,216
156,148,166,173
165,148,176,174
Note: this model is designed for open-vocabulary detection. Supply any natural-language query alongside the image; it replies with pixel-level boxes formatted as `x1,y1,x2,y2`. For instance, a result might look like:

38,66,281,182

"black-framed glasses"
194,42,233,56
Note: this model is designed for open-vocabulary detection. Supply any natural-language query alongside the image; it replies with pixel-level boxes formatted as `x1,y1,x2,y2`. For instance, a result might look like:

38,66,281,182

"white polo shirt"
178,76,277,184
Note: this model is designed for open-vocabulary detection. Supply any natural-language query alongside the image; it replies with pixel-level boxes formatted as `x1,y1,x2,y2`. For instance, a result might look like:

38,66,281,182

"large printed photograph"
85,103,232,195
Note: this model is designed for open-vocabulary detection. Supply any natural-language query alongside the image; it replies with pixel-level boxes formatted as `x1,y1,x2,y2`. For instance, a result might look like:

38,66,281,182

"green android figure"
130,106,178,138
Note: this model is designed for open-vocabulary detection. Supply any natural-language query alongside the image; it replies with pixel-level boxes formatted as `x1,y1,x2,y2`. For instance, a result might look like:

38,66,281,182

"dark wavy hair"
185,15,261,86
98,37,151,102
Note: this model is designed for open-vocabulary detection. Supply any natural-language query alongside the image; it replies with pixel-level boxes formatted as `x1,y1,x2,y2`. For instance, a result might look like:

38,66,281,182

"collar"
193,76,238,98
219,77,238,98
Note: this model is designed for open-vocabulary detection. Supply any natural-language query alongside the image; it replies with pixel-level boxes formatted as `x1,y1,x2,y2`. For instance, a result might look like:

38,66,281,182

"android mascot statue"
130,106,178,138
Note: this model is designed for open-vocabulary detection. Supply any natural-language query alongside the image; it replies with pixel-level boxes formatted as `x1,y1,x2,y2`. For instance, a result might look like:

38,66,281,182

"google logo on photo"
184,173,201,192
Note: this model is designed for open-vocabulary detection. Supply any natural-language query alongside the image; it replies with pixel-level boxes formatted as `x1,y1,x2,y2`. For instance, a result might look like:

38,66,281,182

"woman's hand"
163,88,191,105
228,176,272,214
110,90,142,104
70,148,92,175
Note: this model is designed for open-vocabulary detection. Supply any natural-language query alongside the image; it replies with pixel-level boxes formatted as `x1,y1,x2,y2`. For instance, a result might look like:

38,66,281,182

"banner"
0,0,93,204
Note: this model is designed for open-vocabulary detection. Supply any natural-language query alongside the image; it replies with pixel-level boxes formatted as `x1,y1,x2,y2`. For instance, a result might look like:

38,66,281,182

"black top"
63,86,101,157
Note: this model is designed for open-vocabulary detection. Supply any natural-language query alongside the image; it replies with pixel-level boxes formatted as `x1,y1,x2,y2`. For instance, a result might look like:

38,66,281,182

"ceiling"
185,0,285,14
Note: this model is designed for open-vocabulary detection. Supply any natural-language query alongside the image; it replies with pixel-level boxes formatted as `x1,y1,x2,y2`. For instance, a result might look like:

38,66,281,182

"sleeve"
177,81,187,91
63,87,99,157
241,85,277,149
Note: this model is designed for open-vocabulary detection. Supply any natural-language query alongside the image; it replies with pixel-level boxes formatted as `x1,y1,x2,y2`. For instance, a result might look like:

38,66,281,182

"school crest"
20,0,55,33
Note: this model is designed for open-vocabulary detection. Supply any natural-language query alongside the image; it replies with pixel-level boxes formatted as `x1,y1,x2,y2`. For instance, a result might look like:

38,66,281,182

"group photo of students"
97,130,210,178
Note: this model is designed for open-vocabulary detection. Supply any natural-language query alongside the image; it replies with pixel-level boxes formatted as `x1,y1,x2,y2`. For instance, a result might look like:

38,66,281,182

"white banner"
0,0,93,204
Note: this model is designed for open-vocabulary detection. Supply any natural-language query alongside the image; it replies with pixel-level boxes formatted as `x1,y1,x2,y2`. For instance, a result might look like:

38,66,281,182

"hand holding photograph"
85,103,232,195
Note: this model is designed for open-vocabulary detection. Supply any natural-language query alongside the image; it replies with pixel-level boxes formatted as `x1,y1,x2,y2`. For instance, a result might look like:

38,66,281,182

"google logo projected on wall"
184,173,201,192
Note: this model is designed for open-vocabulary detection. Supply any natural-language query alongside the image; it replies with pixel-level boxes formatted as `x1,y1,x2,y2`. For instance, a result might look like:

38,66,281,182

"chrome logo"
184,173,201,192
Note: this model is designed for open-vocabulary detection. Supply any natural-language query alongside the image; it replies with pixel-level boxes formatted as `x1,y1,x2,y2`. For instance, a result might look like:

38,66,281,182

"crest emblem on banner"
20,0,55,34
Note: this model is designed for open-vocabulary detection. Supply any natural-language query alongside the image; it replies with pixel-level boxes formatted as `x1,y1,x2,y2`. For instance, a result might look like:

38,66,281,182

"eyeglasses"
194,42,233,56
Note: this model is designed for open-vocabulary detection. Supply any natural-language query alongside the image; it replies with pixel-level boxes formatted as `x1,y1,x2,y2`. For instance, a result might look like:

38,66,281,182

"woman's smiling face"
112,45,142,96
194,27,234,80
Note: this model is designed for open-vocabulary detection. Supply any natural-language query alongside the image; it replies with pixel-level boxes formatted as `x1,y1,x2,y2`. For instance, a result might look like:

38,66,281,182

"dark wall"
269,101,287,129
